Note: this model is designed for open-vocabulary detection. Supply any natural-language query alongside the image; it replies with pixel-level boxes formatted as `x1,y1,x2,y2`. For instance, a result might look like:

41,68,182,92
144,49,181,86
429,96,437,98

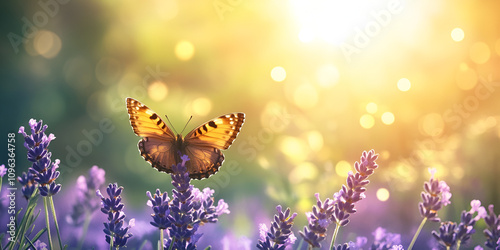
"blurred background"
1,0,500,249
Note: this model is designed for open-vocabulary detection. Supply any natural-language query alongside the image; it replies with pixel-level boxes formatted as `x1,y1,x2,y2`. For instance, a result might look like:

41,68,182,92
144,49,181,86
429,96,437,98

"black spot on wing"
208,121,217,128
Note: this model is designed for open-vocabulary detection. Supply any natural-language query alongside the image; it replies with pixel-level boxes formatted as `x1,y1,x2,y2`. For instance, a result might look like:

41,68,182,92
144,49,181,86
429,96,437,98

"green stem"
49,196,63,249
408,217,427,250
329,223,341,250
159,229,164,250
44,197,54,250
77,211,93,250
168,236,175,250
456,240,461,250
109,235,114,250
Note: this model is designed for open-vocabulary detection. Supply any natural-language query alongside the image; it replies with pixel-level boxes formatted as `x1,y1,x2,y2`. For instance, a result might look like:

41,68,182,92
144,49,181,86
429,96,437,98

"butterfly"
126,97,245,180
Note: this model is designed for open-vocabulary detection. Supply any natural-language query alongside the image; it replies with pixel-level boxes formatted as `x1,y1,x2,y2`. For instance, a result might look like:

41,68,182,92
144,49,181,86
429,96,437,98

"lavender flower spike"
419,168,451,222
18,119,61,197
257,205,297,250
483,204,500,249
97,183,133,248
299,193,334,248
147,189,170,229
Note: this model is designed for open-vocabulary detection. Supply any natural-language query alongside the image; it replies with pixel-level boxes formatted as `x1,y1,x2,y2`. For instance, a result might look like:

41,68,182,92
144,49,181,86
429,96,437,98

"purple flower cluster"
0,164,6,178
67,166,106,226
257,205,297,250
300,150,379,248
332,150,379,226
18,119,61,197
153,155,230,249
300,193,334,248
371,227,402,250
483,204,500,249
147,189,170,229
419,168,451,222
96,183,133,248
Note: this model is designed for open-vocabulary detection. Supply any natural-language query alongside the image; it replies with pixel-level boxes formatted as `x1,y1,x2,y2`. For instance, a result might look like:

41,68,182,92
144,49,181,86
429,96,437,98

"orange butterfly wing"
184,113,245,179
126,97,178,174
126,97,245,180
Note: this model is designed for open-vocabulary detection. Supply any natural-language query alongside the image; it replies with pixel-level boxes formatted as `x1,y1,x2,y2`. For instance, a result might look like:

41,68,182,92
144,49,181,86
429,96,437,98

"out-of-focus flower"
0,164,6,178
257,205,297,250
371,227,402,250
97,183,133,248
18,119,61,197
67,166,106,226
30,240,48,250
483,204,500,249
419,168,451,222
348,236,367,250
432,200,485,249
333,243,350,250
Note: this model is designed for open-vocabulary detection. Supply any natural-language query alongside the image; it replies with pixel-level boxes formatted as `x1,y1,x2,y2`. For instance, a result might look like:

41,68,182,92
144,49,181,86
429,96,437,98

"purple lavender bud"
334,243,350,250
483,204,500,249
18,171,36,200
299,193,334,248
331,150,379,227
257,205,297,250
18,119,61,197
97,183,133,248
418,168,451,222
432,222,457,248
147,189,170,229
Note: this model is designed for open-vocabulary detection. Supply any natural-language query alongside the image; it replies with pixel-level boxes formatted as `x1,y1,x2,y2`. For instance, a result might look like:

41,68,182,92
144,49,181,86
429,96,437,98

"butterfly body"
126,97,244,179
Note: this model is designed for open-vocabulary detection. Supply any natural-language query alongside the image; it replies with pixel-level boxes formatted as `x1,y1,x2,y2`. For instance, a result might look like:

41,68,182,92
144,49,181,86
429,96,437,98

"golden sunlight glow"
316,64,339,87
381,112,395,125
376,188,390,201
459,62,469,71
271,66,287,82
366,102,378,114
290,0,389,44
360,114,375,129
469,42,490,64
33,30,62,59
257,156,270,169
280,136,307,162
335,160,351,177
175,40,195,61
298,29,315,43
451,28,464,42
294,84,318,109
192,97,212,116
148,81,168,101
451,166,464,180
456,68,477,90
306,131,324,152
420,113,444,136
397,78,411,92
289,162,318,184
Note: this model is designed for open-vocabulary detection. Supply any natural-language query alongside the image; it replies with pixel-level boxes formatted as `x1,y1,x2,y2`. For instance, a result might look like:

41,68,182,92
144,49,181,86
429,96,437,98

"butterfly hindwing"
138,137,177,174
184,146,224,180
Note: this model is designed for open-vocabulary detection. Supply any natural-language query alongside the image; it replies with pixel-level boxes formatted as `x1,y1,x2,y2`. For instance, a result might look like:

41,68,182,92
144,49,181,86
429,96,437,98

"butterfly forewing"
185,113,245,149
126,98,176,139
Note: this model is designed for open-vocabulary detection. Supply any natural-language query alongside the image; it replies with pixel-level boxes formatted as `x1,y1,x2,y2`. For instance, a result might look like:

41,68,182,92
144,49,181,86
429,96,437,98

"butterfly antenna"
181,116,193,134
164,115,179,134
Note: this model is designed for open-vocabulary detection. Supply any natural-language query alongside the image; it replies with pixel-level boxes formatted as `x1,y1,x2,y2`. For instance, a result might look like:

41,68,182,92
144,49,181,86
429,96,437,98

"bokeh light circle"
397,78,411,92
420,113,444,136
381,112,395,125
293,84,318,109
451,28,464,42
33,30,62,59
366,102,378,114
175,40,195,61
316,64,339,87
192,97,212,116
148,81,168,101
376,188,390,202
271,66,287,82
360,114,375,129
